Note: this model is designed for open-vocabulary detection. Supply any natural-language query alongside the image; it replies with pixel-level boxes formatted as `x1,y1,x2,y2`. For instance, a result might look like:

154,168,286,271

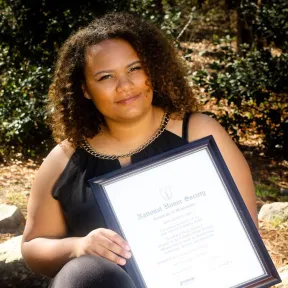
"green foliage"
0,0,200,160
0,45,52,158
257,0,288,51
0,0,124,160
129,0,198,37
193,43,288,154
226,0,288,52
255,183,279,199
0,0,287,160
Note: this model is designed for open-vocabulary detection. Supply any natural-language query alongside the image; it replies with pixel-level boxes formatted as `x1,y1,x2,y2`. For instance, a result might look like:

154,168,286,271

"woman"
21,12,258,287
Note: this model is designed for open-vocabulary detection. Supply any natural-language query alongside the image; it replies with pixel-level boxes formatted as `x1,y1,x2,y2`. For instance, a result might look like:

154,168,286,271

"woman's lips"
116,93,141,104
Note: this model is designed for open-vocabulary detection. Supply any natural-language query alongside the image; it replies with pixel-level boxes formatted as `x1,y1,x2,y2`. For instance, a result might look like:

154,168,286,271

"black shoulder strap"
182,112,191,141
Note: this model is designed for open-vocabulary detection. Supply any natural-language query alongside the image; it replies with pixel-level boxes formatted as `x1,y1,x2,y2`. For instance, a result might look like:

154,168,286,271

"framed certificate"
89,136,281,288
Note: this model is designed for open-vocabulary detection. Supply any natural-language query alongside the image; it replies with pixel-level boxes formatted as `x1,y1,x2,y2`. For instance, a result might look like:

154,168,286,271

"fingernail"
126,244,131,250
126,252,132,258
118,258,126,265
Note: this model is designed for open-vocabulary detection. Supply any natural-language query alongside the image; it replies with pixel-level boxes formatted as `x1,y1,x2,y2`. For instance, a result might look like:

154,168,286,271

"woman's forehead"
85,39,139,63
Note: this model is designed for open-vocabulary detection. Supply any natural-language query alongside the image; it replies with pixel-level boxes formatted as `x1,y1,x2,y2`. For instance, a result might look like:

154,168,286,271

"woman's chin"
114,99,153,121
111,105,153,123
119,109,150,122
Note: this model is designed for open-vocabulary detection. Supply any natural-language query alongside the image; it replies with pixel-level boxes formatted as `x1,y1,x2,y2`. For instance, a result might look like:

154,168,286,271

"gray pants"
49,255,136,288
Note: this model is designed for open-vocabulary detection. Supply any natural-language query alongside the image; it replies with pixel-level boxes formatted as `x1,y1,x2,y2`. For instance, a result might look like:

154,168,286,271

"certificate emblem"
159,186,172,201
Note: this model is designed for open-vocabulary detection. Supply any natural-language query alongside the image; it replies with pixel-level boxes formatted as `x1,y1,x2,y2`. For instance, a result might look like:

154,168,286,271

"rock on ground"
275,265,288,287
0,204,25,230
0,235,50,287
258,202,288,224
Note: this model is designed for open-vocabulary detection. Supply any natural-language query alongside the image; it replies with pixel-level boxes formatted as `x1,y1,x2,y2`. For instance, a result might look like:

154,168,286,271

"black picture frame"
89,135,281,288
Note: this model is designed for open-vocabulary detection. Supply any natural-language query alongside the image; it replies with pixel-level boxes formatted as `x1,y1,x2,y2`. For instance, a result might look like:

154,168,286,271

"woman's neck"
103,107,162,145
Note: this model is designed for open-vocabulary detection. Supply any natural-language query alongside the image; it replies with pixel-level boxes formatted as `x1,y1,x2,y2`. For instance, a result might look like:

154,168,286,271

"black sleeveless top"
52,114,191,237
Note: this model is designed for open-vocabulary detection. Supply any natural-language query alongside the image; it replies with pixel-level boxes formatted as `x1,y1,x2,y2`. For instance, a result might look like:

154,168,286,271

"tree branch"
176,11,195,41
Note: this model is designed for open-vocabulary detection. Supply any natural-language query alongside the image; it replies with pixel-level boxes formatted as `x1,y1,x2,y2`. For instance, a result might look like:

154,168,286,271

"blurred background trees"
0,0,287,161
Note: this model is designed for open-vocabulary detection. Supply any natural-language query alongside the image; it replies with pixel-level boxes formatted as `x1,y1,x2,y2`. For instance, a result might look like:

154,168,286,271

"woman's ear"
82,84,91,100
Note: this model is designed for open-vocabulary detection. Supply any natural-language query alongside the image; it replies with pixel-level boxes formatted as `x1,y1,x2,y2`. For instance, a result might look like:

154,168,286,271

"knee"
50,255,135,288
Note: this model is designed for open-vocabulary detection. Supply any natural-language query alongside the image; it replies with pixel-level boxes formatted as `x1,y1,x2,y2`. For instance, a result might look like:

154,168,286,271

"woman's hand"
75,228,132,265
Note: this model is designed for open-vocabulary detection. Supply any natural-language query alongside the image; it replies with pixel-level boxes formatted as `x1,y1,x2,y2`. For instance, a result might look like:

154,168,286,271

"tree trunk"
255,0,264,50
284,121,288,159
154,0,165,20
236,0,254,54
197,0,205,9
236,0,263,54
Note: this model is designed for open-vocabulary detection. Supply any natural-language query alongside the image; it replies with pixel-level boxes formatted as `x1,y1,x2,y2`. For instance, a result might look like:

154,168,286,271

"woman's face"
83,39,153,122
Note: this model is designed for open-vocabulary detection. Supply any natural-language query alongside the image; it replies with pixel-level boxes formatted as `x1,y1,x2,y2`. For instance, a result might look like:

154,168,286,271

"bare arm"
21,143,131,278
21,144,80,277
187,113,258,227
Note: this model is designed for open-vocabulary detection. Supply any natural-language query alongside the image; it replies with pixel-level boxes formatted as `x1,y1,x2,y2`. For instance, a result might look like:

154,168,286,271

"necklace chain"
81,112,170,160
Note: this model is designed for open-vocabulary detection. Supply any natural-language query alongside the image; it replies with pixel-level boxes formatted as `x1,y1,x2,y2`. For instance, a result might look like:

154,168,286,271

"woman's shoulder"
167,112,222,140
46,139,75,166
187,112,228,143
58,139,76,159
34,140,76,188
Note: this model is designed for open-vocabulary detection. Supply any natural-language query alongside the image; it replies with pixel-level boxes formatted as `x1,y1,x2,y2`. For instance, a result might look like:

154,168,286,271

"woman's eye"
98,75,112,81
129,66,142,72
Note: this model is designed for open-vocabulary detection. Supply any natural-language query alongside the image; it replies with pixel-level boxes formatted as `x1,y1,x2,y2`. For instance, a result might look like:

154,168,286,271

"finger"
94,244,127,266
99,229,130,250
97,235,132,259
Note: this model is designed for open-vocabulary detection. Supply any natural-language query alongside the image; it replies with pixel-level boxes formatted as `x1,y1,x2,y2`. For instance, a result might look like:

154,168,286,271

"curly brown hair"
48,12,197,148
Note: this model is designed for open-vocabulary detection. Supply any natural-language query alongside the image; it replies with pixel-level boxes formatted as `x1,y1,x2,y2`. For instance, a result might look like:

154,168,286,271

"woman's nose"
116,75,134,93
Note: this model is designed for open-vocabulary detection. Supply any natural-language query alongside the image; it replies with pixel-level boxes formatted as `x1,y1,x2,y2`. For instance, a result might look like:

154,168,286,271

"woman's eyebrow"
94,69,113,77
127,60,141,67
93,60,141,76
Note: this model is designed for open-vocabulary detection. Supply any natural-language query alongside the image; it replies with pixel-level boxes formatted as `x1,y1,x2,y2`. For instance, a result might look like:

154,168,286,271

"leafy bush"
256,0,288,51
129,0,199,37
0,0,199,160
0,45,52,159
1,0,287,160
193,44,288,155
0,1,101,160
191,0,288,156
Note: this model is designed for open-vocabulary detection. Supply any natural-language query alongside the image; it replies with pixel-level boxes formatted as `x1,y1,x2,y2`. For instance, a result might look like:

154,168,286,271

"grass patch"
255,183,278,198
255,183,288,202
5,191,28,218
